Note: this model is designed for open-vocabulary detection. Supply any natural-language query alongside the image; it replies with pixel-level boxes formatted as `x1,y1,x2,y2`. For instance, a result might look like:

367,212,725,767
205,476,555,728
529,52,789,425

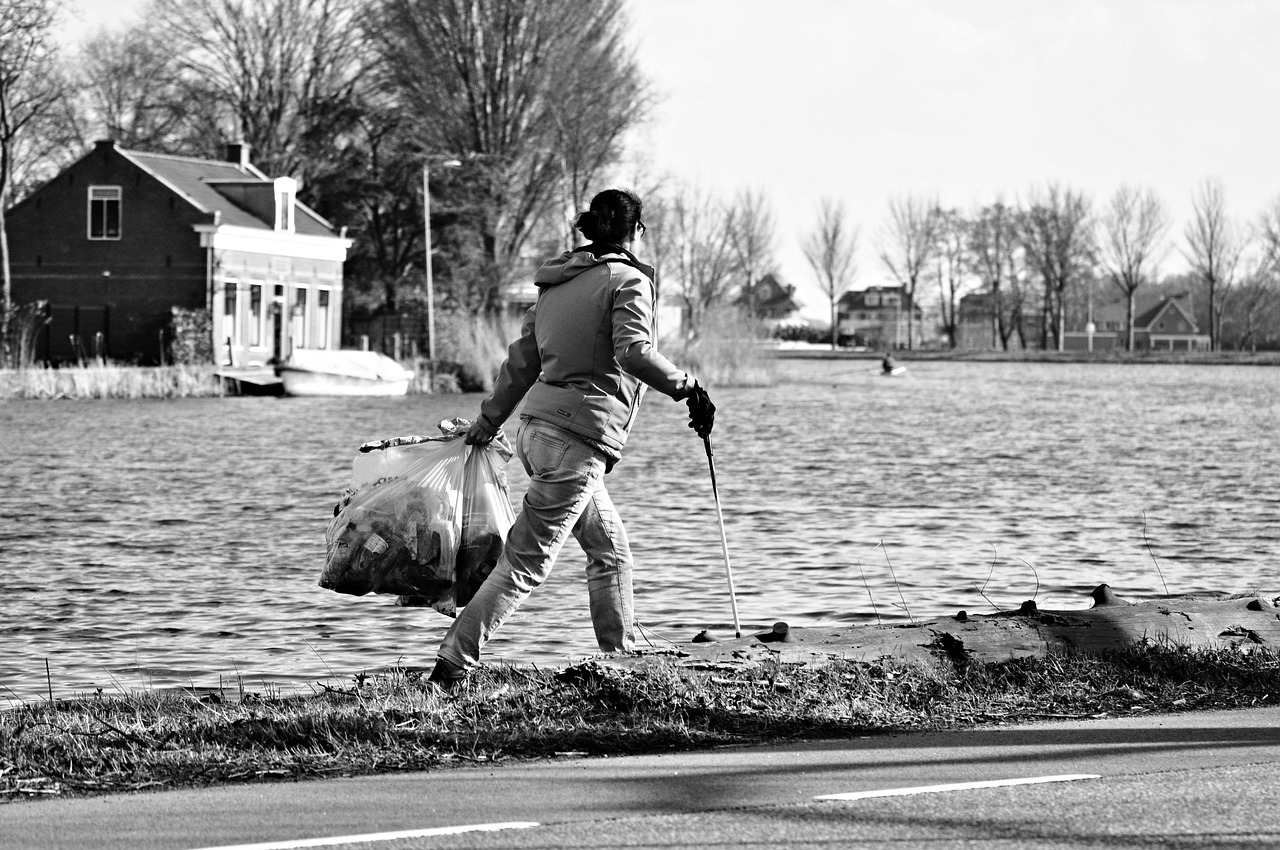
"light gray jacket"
474,244,690,460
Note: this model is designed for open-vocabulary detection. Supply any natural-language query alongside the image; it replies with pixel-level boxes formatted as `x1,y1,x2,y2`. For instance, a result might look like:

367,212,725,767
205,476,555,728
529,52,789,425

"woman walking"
429,188,715,690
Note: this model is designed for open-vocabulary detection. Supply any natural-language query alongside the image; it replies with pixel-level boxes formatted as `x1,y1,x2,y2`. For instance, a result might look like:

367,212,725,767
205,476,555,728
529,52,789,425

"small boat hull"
276,349,414,397
277,370,410,397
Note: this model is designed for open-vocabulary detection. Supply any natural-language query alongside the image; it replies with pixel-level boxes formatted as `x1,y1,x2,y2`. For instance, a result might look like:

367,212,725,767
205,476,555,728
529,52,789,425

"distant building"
5,139,352,365
1064,293,1209,352
737,272,803,325
955,291,1042,351
836,285,925,349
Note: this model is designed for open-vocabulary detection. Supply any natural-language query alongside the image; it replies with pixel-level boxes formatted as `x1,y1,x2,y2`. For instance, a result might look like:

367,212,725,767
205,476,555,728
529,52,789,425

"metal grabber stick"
703,433,742,638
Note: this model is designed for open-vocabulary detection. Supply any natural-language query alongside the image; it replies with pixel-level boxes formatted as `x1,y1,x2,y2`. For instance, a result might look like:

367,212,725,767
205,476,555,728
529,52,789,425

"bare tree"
803,196,858,350
148,0,364,180
1099,185,1170,351
726,187,776,317
368,0,650,307
933,207,969,348
965,200,1022,349
1228,257,1278,352
1020,184,1094,351
1184,179,1244,351
68,25,189,151
666,184,740,335
879,194,939,349
1232,197,1280,352
1,0,65,365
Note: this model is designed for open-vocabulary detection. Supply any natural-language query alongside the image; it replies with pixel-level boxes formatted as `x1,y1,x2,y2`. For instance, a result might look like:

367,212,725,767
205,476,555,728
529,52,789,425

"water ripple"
2,361,1278,704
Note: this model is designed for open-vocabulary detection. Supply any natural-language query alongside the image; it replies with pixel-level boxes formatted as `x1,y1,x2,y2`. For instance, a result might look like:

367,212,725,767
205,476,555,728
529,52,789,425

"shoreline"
774,345,1280,366
3,347,1276,401
4,591,1276,802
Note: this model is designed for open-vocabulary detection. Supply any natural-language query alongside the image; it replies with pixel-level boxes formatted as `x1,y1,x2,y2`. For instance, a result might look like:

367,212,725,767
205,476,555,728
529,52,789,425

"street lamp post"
422,158,461,378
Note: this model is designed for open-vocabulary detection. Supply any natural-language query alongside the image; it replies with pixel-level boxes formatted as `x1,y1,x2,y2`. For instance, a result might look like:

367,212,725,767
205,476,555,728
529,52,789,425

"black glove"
465,418,495,446
686,383,715,439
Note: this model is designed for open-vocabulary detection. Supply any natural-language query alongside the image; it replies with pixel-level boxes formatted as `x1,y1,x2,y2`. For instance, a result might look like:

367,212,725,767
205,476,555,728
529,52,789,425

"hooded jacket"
474,244,690,461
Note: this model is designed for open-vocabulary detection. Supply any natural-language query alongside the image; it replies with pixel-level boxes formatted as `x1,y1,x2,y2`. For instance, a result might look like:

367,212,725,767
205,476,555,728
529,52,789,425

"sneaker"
427,657,465,694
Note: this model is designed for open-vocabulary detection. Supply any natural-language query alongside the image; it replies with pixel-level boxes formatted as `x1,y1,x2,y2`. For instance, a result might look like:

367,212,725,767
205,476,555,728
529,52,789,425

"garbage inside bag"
319,418,514,617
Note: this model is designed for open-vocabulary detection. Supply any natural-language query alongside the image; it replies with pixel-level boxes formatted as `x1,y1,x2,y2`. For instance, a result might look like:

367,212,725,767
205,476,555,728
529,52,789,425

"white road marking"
186,821,540,850
816,773,1101,801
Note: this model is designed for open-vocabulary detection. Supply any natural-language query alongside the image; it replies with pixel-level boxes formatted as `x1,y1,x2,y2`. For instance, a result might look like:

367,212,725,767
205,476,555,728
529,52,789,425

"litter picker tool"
702,433,742,638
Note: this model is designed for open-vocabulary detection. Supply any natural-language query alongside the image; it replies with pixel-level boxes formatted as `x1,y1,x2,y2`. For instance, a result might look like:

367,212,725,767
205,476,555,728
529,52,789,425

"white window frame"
274,177,297,233
315,288,331,349
88,186,122,240
291,286,309,349
248,281,265,349
222,278,241,347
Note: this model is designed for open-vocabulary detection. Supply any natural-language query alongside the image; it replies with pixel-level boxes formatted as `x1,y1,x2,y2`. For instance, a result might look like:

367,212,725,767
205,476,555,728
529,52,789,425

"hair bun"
574,210,600,232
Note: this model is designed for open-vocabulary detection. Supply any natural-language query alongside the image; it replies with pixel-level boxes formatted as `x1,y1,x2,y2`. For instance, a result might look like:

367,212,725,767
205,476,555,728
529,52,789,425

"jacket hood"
534,243,654,287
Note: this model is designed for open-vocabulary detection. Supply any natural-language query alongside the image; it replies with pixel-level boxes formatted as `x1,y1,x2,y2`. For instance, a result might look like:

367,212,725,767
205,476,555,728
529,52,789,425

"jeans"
437,418,635,670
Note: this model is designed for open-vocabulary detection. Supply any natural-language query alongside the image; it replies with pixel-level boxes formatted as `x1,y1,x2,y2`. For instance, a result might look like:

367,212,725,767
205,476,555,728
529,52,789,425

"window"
88,186,122,240
316,289,331,348
291,287,308,349
276,190,294,232
249,284,263,347
223,280,240,346
274,177,297,232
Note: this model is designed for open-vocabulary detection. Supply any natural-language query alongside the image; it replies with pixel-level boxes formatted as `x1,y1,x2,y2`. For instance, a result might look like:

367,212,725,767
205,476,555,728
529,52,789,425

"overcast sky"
626,0,1280,315
64,0,1280,318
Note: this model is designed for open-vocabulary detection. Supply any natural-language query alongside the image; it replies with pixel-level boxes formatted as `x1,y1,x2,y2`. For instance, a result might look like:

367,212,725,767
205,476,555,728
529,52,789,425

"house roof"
740,272,801,313
838,286,921,312
115,146,339,237
1134,296,1199,332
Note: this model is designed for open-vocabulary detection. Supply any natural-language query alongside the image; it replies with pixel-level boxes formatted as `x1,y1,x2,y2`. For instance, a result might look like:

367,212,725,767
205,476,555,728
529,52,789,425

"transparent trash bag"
319,418,514,617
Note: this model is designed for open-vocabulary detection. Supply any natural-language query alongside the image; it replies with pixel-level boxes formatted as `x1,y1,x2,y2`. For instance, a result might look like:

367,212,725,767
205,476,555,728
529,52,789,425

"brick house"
5,140,352,366
836,285,925,349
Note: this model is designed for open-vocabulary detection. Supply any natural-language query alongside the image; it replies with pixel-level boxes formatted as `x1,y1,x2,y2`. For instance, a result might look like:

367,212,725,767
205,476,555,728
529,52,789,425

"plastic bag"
319,418,514,617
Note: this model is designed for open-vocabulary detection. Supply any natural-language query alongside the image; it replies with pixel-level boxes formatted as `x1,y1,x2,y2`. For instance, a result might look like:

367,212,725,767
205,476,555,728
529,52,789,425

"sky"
61,0,1280,320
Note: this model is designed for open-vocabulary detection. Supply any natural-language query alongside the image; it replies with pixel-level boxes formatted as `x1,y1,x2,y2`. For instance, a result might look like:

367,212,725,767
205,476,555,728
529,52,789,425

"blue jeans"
437,418,635,670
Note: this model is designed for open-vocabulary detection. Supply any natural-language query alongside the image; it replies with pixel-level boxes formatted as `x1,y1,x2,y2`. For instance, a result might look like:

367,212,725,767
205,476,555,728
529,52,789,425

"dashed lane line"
815,774,1102,801
185,821,541,850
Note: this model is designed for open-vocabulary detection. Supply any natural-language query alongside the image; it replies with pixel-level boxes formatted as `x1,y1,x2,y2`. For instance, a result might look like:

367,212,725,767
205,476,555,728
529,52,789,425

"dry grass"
0,364,225,400
3,645,1275,801
664,310,778,388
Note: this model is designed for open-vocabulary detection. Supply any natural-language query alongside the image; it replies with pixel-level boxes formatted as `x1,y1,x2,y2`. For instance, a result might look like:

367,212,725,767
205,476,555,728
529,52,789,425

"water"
2,359,1277,704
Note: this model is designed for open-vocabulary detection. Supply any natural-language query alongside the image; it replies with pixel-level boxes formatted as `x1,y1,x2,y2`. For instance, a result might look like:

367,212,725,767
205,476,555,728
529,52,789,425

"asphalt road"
3,705,1278,850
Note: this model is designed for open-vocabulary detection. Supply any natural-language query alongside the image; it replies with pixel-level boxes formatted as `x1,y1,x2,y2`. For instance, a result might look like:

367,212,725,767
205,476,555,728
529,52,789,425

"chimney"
225,142,251,169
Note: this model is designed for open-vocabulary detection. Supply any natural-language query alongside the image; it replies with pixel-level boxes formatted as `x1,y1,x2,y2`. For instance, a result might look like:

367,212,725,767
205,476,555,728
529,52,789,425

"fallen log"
617,585,1280,672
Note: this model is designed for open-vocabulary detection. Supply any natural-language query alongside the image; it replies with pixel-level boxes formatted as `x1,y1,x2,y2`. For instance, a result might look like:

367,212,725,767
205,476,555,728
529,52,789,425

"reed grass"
0,364,225,400
2,644,1274,800
664,309,778,388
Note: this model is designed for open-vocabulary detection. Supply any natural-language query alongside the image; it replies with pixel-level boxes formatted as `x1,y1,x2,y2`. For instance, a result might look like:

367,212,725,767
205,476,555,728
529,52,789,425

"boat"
275,349,414,397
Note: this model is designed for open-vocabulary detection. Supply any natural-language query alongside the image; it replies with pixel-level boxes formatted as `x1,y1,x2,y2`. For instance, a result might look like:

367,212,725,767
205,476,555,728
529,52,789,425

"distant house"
955,291,1042,351
1064,293,1209,352
836,285,925,349
737,273,802,325
6,139,352,366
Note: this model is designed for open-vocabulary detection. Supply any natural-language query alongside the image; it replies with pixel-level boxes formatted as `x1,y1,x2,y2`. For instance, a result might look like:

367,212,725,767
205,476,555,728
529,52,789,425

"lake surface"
2,359,1277,705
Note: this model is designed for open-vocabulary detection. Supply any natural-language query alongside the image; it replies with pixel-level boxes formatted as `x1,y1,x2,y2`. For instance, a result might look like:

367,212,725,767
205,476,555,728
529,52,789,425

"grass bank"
2,645,1275,801
0,364,225,400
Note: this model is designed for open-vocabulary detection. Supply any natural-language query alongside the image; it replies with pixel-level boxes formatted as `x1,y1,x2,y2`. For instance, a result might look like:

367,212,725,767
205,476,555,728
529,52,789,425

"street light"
423,157,462,373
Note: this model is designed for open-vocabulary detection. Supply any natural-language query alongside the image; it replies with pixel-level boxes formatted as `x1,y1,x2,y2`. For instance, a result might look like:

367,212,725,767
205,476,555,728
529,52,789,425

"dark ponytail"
574,189,643,245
